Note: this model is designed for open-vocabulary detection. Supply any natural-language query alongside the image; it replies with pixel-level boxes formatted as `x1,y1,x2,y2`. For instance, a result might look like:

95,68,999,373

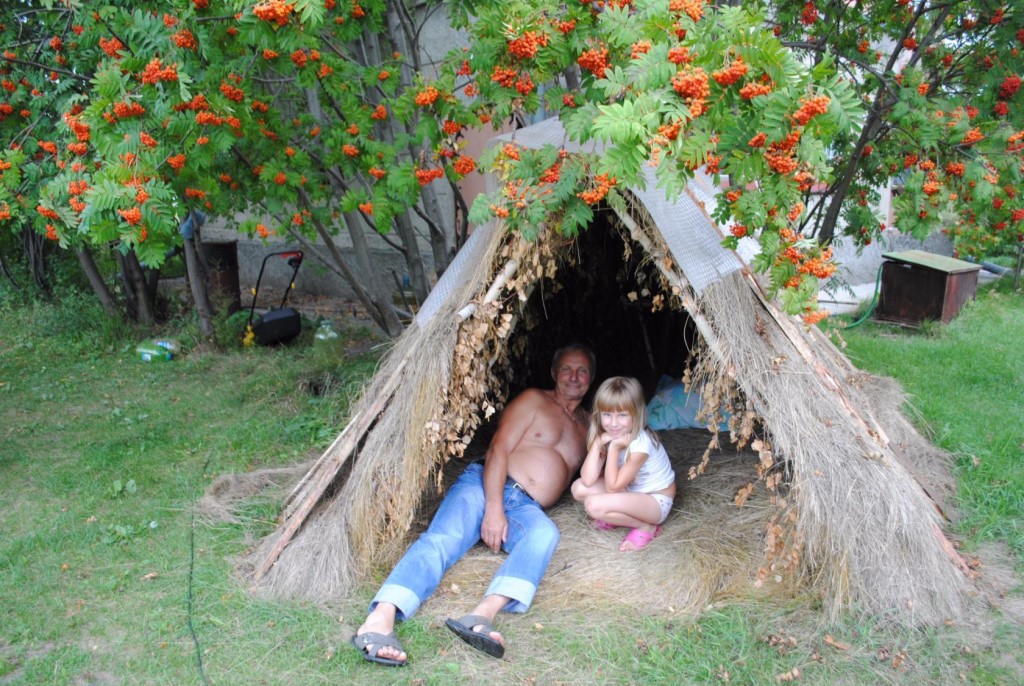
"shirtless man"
350,344,595,666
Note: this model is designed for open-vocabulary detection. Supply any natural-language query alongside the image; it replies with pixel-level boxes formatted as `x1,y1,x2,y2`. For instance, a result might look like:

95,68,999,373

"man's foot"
619,524,662,552
350,631,407,667
352,607,407,666
444,614,505,658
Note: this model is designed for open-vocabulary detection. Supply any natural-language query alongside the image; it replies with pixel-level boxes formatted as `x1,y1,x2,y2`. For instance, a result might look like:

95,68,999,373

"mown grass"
1,283,1021,685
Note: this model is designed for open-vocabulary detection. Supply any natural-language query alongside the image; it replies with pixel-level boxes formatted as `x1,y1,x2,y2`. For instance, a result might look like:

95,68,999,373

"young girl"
571,377,676,551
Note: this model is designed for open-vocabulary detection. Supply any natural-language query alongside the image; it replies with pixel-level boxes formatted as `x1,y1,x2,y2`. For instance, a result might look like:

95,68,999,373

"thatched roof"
247,117,977,626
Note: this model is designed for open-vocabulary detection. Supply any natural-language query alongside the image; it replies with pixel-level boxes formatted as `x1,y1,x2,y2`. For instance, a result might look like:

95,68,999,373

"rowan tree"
0,0,476,336
765,0,1023,260
444,0,862,320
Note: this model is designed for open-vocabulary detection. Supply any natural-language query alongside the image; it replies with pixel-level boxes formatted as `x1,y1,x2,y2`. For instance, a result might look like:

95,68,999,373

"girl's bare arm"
604,442,649,492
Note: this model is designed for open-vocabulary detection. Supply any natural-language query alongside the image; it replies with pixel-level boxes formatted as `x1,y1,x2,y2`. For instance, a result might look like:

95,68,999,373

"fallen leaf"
824,634,849,651
141,571,159,581
533,623,544,630
86,516,97,524
775,667,800,682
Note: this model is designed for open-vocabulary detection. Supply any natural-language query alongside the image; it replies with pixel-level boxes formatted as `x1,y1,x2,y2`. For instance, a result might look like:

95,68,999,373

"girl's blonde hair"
587,376,649,449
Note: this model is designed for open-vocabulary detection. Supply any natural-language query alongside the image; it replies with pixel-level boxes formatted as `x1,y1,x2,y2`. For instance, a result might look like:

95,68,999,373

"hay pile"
424,430,777,618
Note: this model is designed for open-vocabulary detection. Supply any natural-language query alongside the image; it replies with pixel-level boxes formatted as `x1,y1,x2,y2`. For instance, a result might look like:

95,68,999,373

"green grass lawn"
0,284,1021,685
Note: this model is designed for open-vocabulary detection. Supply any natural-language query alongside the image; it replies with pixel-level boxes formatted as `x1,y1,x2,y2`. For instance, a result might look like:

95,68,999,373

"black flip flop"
444,614,505,658
350,631,407,667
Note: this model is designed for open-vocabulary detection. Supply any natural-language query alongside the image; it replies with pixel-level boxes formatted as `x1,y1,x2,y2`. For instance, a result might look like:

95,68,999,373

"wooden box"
874,250,981,326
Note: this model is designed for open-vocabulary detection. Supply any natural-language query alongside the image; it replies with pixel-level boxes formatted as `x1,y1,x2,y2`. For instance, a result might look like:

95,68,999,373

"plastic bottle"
153,339,181,354
314,320,340,344
136,340,174,362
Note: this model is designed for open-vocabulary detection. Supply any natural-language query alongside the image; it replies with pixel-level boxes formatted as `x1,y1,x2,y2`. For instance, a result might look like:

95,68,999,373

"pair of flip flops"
620,524,662,551
351,614,504,666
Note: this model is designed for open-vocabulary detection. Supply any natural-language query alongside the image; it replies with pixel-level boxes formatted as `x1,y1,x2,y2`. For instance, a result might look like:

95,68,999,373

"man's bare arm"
479,389,544,551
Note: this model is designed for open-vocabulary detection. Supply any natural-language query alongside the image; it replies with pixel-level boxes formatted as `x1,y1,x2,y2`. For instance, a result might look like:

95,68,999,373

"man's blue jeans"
370,462,560,621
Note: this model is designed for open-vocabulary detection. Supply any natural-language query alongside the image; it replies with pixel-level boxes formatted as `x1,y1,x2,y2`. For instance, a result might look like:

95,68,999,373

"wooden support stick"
457,259,518,321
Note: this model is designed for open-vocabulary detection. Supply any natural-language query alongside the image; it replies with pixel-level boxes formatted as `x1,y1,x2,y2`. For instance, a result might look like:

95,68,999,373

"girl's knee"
584,498,607,520
570,478,586,502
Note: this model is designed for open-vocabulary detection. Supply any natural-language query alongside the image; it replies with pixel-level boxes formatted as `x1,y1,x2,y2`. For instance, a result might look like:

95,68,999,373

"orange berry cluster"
140,58,178,85
358,202,373,215
671,66,710,116
800,2,818,26
99,37,124,58
220,82,244,102
415,86,441,106
577,173,616,204
712,57,748,87
342,144,359,157
668,0,703,23
112,101,146,119
515,73,535,95
171,29,197,50
118,207,143,225
740,81,772,99
415,167,444,185
763,130,802,175
961,127,984,145
801,309,828,326
667,46,692,65
370,104,387,120
167,153,186,171
539,163,561,184
453,155,476,176
140,132,158,147
508,31,547,60
368,167,386,180
577,46,610,79
630,41,652,60
747,132,767,148
791,95,830,126
253,0,295,26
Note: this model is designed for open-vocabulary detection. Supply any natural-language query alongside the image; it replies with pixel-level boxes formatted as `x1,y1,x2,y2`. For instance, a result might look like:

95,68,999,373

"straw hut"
248,117,976,626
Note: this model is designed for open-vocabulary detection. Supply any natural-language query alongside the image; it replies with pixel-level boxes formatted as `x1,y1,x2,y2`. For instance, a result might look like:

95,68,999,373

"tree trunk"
182,224,214,336
0,243,18,289
343,211,405,336
21,229,49,294
123,250,156,324
75,246,118,315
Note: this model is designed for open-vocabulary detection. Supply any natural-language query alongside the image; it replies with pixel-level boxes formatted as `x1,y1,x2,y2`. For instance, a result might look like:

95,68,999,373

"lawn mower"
245,250,303,346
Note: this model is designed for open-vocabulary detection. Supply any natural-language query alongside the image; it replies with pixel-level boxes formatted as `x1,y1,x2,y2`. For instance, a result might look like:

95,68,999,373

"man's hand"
480,508,508,553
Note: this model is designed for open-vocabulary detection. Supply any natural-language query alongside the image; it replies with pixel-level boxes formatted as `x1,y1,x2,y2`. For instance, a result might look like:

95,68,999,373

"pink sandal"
592,519,617,531
619,525,662,551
